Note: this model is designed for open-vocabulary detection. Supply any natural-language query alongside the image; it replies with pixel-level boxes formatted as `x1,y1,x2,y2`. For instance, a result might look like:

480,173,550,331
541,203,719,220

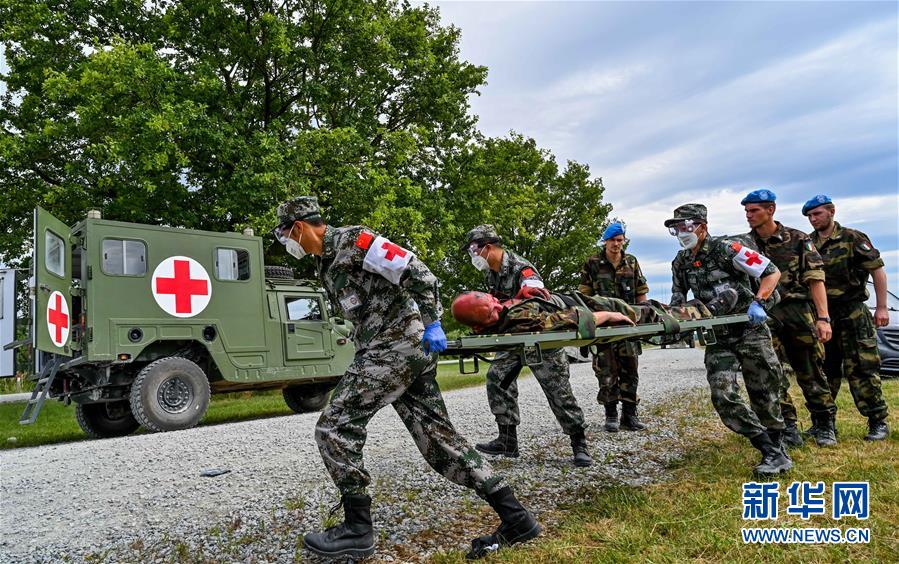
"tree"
437,132,612,316
0,0,486,265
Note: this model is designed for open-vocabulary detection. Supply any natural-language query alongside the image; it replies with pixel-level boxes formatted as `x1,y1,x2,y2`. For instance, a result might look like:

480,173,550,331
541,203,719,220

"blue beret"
602,222,625,241
802,194,832,216
740,189,777,205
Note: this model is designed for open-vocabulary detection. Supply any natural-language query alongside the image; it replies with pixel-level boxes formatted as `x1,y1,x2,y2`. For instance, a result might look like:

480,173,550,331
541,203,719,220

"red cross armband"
519,267,545,289
361,234,414,284
730,242,771,278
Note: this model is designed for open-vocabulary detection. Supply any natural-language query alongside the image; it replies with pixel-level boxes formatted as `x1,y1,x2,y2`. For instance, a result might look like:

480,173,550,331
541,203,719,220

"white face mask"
677,231,699,250
285,225,307,260
470,254,490,272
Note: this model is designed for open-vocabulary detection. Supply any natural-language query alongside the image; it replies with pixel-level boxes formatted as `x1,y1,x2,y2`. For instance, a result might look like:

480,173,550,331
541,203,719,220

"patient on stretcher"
451,291,712,336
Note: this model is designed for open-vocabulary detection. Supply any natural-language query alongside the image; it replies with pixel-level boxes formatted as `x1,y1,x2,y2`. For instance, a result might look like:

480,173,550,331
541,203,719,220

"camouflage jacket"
577,247,649,303
483,249,546,300
477,294,636,335
810,222,884,305
315,225,442,349
749,222,824,302
671,234,779,310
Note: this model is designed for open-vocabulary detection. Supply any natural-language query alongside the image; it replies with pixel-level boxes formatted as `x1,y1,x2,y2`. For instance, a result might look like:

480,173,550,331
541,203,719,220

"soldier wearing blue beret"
804,195,890,441
743,188,838,448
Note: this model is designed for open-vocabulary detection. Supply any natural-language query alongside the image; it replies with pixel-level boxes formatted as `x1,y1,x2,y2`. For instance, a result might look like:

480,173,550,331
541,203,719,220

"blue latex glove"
422,321,447,353
747,301,768,326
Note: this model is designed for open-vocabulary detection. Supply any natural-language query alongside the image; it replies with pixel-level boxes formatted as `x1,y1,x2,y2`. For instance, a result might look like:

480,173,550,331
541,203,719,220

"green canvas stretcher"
443,314,750,384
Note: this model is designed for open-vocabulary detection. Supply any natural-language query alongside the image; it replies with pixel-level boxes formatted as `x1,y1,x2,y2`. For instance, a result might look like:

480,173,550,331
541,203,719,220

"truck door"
281,294,333,361
34,207,75,356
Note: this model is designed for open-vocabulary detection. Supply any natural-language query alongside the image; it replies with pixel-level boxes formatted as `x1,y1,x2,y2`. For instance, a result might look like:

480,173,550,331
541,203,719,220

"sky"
432,0,898,301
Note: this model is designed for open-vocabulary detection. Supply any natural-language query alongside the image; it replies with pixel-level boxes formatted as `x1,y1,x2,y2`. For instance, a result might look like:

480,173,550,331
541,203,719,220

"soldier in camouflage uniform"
578,222,650,432
463,225,592,468
273,197,541,560
666,203,793,476
743,189,838,447
804,194,890,441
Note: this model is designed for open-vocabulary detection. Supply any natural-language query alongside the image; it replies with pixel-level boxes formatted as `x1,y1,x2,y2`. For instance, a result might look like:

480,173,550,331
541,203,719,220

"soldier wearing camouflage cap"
667,203,793,476
578,222,650,433
743,189,838,447
272,198,541,559
804,195,890,441
463,224,593,468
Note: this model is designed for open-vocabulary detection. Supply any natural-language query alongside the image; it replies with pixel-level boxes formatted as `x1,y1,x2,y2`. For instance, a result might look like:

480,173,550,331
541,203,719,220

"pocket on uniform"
855,311,877,341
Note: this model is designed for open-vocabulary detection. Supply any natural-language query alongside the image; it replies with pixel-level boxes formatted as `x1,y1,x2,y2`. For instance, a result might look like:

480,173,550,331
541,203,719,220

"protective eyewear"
272,221,294,244
668,220,699,236
467,242,485,257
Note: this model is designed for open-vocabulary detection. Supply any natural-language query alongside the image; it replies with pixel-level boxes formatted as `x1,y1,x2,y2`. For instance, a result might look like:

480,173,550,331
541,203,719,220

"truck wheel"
264,265,295,280
130,357,211,432
75,401,140,439
283,386,331,413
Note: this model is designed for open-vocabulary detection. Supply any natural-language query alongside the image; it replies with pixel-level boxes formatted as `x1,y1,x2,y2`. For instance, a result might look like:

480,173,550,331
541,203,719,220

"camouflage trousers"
769,300,836,421
593,342,640,405
705,323,785,438
824,301,889,419
315,336,502,496
485,348,586,434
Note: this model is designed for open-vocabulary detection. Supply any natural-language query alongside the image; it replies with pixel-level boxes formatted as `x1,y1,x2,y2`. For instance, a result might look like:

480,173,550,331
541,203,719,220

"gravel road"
0,347,711,563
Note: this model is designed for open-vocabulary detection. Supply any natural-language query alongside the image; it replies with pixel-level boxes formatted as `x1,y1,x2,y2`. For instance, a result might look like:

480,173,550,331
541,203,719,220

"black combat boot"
467,486,542,560
782,420,804,448
864,416,889,441
811,412,837,447
476,424,519,457
570,430,593,467
767,429,793,461
749,433,793,477
303,494,376,559
619,402,647,431
603,402,619,432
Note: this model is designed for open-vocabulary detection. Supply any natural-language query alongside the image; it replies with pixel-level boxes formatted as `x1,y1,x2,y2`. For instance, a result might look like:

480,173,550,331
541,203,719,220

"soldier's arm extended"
669,256,688,305
398,258,443,326
632,257,649,303
577,259,595,296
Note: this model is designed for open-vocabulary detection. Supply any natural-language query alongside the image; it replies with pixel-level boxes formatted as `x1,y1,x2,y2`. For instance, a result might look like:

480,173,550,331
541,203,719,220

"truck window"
286,297,323,321
102,239,147,276
46,230,65,277
216,248,250,281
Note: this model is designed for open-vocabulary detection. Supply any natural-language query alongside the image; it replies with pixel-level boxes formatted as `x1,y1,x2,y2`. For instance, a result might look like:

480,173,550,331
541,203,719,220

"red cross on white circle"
46,290,70,347
151,256,212,318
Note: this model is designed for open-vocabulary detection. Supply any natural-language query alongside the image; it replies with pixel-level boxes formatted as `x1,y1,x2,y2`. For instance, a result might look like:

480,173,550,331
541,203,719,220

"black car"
864,282,899,377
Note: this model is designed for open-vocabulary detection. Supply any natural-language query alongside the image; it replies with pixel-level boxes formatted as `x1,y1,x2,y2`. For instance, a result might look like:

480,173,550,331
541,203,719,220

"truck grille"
881,327,899,349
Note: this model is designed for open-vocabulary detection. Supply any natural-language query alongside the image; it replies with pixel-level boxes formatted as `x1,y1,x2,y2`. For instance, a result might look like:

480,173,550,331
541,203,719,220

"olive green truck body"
21,207,354,436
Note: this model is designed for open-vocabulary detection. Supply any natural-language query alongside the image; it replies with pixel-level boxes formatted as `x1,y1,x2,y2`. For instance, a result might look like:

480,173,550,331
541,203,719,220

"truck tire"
130,357,211,432
75,401,140,439
264,265,295,279
283,386,331,413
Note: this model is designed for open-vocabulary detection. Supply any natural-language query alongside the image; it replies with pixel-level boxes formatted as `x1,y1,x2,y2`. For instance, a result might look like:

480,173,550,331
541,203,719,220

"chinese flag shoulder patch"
730,242,743,252
521,267,536,278
355,231,374,250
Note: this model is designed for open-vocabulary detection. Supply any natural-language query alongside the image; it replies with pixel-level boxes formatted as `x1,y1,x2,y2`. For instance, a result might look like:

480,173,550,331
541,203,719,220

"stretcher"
443,313,750,386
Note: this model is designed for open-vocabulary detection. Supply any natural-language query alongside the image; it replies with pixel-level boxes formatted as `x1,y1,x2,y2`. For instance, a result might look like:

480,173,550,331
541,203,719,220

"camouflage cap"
664,203,708,227
276,195,322,225
461,224,503,249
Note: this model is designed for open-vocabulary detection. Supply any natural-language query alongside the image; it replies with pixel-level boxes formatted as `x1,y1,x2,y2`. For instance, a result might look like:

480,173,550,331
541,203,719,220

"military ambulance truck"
17,207,354,437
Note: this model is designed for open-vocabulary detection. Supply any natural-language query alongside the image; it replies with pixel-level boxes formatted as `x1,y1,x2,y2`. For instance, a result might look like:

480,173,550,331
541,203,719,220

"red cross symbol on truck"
155,259,209,314
381,241,408,261
47,293,69,345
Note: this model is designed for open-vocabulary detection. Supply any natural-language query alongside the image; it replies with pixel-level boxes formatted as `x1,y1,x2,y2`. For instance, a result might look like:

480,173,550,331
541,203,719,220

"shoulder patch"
521,267,536,279
355,231,374,250
858,241,872,252
805,241,816,253
730,241,743,252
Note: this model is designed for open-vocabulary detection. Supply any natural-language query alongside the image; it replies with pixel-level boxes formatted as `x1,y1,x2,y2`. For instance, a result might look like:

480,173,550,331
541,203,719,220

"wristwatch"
816,316,831,323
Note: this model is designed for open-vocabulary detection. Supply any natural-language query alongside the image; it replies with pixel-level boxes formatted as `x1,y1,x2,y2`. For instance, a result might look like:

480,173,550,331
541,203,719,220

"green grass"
433,379,899,563
0,361,523,450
